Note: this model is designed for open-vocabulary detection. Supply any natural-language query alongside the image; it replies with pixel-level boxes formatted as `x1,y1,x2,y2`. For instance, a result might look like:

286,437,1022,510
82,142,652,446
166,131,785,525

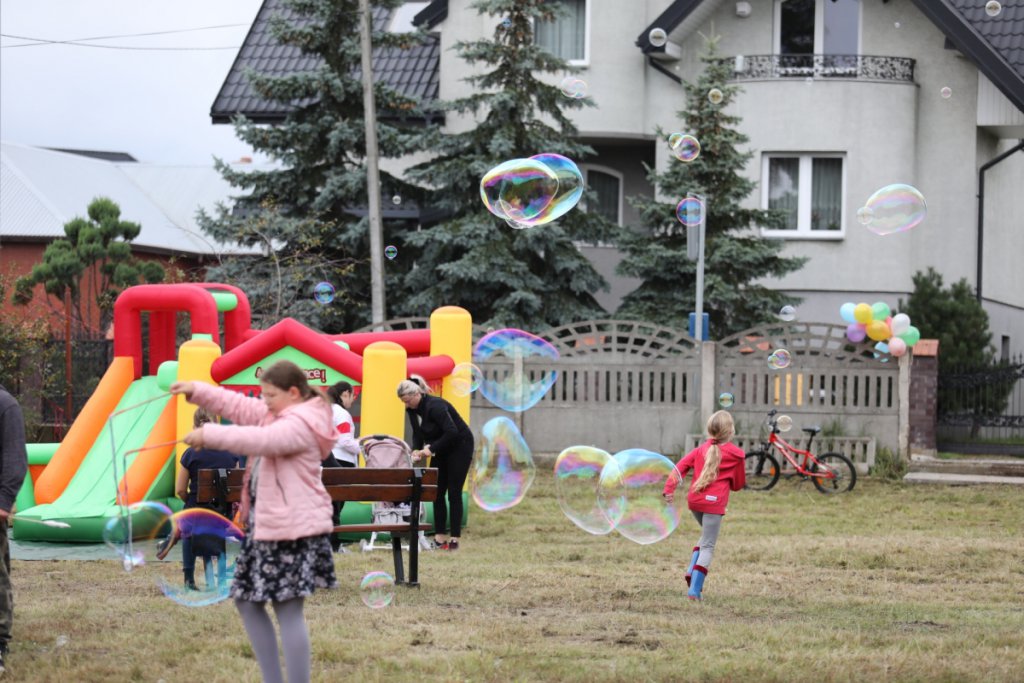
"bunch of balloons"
839,302,920,357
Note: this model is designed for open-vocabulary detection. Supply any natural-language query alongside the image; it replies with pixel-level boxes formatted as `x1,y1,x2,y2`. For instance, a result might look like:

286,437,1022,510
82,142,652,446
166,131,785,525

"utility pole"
359,0,386,327
686,192,707,341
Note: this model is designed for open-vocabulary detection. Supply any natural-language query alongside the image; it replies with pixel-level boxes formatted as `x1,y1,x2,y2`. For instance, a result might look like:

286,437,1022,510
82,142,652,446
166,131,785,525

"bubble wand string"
12,516,71,529
123,440,186,458
109,392,172,419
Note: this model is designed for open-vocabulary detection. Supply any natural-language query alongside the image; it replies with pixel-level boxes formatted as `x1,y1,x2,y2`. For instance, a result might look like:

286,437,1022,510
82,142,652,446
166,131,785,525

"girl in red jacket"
663,410,746,601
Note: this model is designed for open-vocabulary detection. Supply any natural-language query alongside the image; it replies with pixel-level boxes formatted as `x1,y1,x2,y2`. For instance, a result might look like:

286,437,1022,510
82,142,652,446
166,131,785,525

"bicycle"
744,410,857,494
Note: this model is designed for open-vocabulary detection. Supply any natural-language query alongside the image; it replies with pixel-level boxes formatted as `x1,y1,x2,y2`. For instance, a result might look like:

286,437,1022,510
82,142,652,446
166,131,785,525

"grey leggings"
691,511,723,569
236,598,310,683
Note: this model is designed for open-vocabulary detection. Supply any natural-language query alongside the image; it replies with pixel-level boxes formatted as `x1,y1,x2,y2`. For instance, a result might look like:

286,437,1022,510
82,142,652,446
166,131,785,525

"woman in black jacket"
397,377,474,551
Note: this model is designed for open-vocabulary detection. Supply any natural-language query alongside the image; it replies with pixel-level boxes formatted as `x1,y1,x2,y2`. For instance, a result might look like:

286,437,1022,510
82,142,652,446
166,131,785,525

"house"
0,142,260,331
211,0,1024,358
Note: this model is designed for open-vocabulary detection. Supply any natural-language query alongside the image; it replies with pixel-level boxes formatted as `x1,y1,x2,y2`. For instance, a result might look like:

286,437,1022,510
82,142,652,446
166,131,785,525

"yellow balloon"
853,303,873,324
867,320,890,341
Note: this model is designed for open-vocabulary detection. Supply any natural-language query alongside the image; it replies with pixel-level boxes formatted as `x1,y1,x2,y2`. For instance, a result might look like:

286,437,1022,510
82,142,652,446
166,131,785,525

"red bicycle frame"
765,431,838,482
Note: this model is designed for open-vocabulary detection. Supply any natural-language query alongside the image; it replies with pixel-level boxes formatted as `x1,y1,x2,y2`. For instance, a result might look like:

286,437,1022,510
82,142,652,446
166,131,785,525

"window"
774,0,861,75
534,0,588,63
762,154,845,237
585,167,622,225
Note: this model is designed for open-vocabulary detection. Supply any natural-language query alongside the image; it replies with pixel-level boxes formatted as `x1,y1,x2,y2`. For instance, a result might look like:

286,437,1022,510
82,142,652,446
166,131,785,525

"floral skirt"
229,532,337,603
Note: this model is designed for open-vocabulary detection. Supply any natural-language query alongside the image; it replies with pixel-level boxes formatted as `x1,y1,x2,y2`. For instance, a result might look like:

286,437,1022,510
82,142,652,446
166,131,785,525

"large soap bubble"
479,154,583,228
471,417,536,512
156,508,244,607
597,449,685,545
554,446,619,535
859,184,927,236
103,501,175,572
360,571,395,609
473,329,559,412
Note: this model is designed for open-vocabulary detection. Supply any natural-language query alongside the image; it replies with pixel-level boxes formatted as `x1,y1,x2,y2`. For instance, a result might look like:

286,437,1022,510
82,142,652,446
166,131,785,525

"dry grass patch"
6,474,1024,682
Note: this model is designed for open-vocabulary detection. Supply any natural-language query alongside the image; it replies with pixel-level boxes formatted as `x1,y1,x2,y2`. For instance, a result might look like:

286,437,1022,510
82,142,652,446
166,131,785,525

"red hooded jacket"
663,440,746,515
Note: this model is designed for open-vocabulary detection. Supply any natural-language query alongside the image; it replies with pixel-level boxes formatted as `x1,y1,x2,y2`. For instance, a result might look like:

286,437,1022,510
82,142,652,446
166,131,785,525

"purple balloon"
846,323,867,343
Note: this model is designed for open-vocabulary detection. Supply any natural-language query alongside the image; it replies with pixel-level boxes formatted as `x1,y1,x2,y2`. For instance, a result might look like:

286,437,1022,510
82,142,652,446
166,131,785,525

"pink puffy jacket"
189,383,337,542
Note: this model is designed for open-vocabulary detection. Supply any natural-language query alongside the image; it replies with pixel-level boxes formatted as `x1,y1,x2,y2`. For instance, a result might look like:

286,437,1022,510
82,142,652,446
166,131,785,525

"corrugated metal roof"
210,0,439,123
0,142,258,256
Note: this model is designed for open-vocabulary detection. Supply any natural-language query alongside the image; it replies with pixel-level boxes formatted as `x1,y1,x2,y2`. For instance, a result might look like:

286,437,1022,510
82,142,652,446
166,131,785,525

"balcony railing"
715,54,916,83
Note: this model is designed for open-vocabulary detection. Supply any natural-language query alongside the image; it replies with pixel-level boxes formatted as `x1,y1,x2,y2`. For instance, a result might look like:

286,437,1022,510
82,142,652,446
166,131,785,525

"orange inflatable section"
118,398,177,505
34,356,135,504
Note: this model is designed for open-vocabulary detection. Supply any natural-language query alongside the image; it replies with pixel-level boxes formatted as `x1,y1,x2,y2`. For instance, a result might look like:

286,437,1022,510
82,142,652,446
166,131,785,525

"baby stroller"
358,434,432,552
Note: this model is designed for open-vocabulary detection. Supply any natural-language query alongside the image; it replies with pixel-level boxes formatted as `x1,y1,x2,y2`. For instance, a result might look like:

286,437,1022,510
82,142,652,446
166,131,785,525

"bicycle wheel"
744,451,780,491
810,453,857,494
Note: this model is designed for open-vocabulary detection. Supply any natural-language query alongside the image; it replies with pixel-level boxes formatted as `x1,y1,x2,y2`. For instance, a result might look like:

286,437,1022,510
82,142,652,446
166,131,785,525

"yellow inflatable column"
360,341,408,450
175,336,221,470
430,306,473,424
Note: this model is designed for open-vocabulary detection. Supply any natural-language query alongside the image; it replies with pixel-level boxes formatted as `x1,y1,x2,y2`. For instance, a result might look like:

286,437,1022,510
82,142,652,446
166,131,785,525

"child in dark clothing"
176,409,242,590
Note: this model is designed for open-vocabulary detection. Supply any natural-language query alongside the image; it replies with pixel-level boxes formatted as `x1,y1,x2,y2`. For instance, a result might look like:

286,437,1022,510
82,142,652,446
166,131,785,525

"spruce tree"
198,0,425,332
399,0,619,329
615,44,805,337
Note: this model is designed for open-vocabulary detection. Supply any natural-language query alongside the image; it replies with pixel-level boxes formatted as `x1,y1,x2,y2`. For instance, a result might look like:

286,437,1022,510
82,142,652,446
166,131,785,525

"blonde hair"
396,375,429,398
692,410,735,492
193,408,216,429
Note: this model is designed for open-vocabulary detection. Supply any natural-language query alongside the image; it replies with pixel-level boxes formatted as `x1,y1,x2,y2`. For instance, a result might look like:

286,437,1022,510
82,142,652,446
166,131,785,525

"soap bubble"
449,362,482,397
597,449,685,545
856,206,875,225
384,245,398,260
776,415,793,432
471,417,535,512
313,282,335,305
718,392,734,408
707,88,724,104
675,197,705,227
940,86,952,99
500,17,512,29
554,446,618,535
391,194,402,205
156,509,244,607
559,76,588,99
668,133,701,163
473,329,559,412
480,154,584,227
985,1,1002,17
768,349,792,370
103,501,174,572
360,571,394,609
778,305,797,322
649,27,667,47
894,22,901,29
860,184,927,236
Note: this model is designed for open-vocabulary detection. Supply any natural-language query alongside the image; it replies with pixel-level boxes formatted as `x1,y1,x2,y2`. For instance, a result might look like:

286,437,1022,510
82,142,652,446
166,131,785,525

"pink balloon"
888,337,908,357
846,323,867,343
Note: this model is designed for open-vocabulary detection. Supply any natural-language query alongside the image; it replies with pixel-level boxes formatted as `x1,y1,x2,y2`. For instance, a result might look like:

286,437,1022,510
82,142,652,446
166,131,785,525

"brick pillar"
908,339,939,454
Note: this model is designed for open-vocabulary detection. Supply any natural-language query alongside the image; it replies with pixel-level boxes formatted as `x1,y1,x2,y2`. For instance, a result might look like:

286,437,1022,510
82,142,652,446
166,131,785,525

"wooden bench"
196,467,439,586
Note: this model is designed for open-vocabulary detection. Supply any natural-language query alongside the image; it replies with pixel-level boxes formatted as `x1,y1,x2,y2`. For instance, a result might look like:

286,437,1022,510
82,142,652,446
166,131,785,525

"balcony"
716,54,916,83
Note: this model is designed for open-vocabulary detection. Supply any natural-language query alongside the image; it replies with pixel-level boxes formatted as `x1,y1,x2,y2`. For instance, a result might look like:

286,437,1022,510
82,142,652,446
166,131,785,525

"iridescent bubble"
554,446,618,535
861,184,927,236
894,22,901,29
156,508,245,607
559,76,588,99
473,329,559,412
649,27,667,48
480,154,583,227
776,415,794,432
384,245,398,260
313,282,335,305
471,417,535,512
597,449,685,545
718,392,734,409
985,1,1002,17
524,153,585,225
500,17,512,29
449,362,482,397
669,133,701,163
940,86,952,99
675,197,705,227
102,501,174,572
360,571,394,609
391,195,402,205
856,206,875,226
505,218,532,230
778,305,797,322
707,88,724,105
768,349,792,370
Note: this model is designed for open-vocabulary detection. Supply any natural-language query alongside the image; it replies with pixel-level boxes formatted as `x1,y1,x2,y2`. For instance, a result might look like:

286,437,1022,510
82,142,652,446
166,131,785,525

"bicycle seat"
802,426,821,435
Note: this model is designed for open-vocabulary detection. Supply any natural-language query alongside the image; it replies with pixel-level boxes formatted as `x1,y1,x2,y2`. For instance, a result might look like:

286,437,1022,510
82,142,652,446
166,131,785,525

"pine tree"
398,0,619,329
198,0,425,332
615,43,805,337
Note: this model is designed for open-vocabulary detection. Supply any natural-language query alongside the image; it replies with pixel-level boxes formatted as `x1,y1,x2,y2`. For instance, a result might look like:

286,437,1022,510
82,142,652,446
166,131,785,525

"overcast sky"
1,1,264,164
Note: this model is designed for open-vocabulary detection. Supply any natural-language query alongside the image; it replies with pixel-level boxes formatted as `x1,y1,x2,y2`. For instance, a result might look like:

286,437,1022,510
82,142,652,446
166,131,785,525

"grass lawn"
8,472,1024,682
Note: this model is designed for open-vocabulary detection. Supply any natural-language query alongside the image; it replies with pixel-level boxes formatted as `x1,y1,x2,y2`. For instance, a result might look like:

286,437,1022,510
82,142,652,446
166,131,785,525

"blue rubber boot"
685,546,700,587
688,565,708,601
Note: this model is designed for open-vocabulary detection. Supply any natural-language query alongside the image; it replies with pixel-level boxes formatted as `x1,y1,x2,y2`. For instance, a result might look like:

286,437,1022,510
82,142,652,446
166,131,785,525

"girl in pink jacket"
663,410,746,601
171,360,338,683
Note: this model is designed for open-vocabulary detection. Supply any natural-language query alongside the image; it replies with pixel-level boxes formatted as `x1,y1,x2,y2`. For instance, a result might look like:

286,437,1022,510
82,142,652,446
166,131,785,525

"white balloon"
890,313,911,336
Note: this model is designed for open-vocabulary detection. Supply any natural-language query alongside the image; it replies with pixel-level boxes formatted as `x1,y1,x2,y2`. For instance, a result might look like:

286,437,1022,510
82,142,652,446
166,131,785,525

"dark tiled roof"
210,0,439,123
413,0,447,29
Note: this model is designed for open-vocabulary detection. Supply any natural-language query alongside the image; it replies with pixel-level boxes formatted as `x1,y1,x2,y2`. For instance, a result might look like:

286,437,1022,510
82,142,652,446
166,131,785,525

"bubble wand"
12,516,71,529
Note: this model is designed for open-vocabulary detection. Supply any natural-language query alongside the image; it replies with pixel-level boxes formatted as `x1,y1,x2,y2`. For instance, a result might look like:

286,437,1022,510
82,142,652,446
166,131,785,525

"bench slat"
332,524,419,534
325,485,438,503
195,468,439,504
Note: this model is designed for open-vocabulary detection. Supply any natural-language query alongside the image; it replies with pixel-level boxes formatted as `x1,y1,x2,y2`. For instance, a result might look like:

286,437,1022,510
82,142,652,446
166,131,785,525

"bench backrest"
195,467,440,505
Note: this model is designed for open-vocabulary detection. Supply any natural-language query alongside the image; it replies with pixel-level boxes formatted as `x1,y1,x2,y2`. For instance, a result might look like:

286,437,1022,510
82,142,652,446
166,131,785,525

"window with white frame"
775,0,861,74
761,154,845,237
534,0,588,63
